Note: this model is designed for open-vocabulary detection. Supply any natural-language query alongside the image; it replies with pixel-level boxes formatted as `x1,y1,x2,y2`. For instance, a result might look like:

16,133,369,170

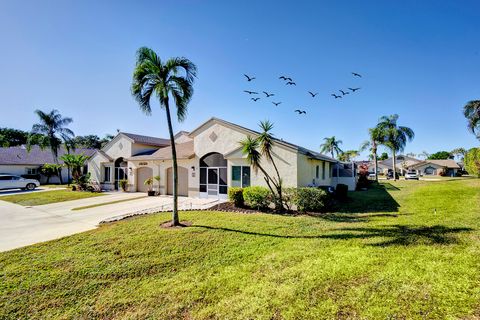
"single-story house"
0,145,96,184
87,117,352,199
409,160,461,176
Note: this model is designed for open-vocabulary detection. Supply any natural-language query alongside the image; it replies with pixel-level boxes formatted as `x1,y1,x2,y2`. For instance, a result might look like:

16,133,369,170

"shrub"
294,187,330,212
282,187,298,211
119,179,128,192
243,186,271,210
228,187,244,207
336,184,348,200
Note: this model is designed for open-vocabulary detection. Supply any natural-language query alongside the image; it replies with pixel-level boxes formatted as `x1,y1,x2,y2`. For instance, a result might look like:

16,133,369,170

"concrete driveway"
0,193,220,252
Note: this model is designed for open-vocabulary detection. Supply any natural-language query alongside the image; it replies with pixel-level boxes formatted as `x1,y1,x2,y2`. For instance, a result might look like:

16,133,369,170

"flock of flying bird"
243,72,363,115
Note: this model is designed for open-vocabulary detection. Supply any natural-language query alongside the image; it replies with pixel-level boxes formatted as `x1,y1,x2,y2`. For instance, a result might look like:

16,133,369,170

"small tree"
41,163,62,184
463,100,480,140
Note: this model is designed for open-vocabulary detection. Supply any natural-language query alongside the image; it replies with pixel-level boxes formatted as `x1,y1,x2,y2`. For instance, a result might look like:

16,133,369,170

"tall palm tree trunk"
164,100,179,226
373,143,378,182
392,149,397,181
51,147,63,184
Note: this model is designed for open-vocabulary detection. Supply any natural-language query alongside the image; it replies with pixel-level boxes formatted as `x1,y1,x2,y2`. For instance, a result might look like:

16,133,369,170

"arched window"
424,166,436,175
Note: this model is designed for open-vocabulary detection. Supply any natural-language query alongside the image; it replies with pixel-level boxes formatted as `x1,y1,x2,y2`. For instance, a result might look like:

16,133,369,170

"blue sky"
0,0,479,158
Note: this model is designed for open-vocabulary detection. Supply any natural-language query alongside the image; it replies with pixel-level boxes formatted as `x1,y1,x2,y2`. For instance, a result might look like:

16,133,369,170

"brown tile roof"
121,132,170,147
411,159,460,169
128,141,194,161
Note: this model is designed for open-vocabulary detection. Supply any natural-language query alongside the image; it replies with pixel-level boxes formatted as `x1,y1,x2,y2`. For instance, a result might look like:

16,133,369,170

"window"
26,168,38,175
104,166,111,182
322,162,326,180
315,165,319,179
232,166,251,187
0,175,12,180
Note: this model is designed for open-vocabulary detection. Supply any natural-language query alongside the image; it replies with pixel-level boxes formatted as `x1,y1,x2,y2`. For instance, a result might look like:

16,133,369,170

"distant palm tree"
419,151,430,160
338,150,359,162
463,100,480,140
360,127,384,182
131,47,197,226
376,114,415,181
320,136,343,159
30,109,74,184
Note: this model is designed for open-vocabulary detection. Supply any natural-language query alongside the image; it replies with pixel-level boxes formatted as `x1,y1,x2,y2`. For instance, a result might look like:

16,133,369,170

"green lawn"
1,180,479,319
0,189,104,206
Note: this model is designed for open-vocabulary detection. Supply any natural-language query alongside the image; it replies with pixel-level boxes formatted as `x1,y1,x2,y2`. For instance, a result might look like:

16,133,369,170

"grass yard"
0,189,104,206
1,179,480,319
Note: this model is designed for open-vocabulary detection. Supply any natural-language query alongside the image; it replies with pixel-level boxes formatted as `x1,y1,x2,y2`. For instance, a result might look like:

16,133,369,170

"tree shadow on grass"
334,183,400,214
309,212,400,223
192,224,472,247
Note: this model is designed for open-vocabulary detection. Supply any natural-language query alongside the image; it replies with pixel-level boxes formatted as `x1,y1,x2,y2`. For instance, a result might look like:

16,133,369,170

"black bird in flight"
244,74,256,81
352,72,362,77
263,91,274,97
272,102,282,106
308,91,318,97
348,87,361,92
331,94,342,99
244,90,258,95
251,97,260,102
279,76,288,80
294,109,306,114
286,81,296,86
339,90,349,96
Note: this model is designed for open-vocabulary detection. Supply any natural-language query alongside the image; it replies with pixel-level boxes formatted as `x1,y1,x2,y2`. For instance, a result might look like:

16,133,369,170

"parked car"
405,170,419,180
0,174,40,191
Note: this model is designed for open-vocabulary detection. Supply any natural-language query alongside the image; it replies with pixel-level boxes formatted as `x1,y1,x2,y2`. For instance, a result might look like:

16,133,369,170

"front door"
207,168,219,198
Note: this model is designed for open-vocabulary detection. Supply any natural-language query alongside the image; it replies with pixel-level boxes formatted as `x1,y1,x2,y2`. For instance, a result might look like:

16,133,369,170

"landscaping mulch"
207,201,269,214
160,221,193,229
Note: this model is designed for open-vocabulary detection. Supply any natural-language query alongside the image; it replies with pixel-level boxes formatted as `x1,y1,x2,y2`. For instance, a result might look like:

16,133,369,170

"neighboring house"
88,117,348,198
409,160,461,176
0,145,96,184
374,155,422,175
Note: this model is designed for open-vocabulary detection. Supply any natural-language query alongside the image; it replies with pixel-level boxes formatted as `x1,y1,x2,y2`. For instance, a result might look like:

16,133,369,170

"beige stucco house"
88,117,342,199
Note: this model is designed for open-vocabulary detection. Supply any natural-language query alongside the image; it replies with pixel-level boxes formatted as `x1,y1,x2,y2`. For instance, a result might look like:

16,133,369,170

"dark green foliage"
336,184,349,200
465,148,480,177
379,152,389,160
228,187,244,207
0,128,29,147
41,163,62,184
294,187,330,212
243,186,271,210
428,151,452,160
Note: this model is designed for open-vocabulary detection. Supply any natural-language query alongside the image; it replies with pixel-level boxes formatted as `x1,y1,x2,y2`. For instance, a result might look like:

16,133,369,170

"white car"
0,174,40,191
404,171,419,180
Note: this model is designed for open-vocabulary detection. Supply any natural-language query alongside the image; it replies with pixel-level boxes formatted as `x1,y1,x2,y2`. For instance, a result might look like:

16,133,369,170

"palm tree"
239,136,278,200
419,151,430,160
376,114,415,181
30,109,74,184
320,136,343,159
131,47,197,226
338,150,359,162
60,153,89,183
256,120,283,211
360,127,383,182
463,100,480,140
